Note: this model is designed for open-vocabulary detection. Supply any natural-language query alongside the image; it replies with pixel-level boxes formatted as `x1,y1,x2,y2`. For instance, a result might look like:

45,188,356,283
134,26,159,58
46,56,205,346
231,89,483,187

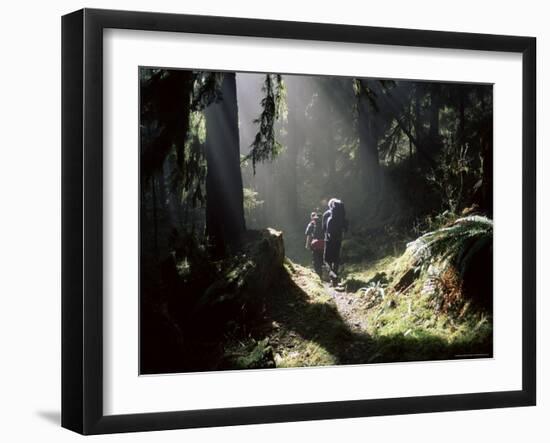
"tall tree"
285,76,308,224
427,83,444,157
140,69,194,260
475,86,493,217
356,80,382,210
285,105,300,223
204,73,246,256
140,69,193,178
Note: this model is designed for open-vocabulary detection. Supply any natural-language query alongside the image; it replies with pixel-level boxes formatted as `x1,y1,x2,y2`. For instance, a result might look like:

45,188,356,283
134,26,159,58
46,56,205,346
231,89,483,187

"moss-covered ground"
224,247,492,370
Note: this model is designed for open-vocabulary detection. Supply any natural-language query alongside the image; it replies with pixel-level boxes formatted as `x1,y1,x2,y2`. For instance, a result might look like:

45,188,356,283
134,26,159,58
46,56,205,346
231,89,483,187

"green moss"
266,261,353,368
343,255,397,293
361,278,492,362
224,338,275,369
339,241,492,363
222,229,492,371
275,340,337,368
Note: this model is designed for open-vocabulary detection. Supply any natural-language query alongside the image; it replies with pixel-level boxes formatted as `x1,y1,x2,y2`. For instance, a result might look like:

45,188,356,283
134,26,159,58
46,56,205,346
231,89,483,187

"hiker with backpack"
305,211,324,277
322,198,348,284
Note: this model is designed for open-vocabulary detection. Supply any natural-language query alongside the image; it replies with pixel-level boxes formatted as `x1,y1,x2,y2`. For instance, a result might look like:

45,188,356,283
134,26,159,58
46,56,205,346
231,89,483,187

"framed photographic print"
62,8,536,435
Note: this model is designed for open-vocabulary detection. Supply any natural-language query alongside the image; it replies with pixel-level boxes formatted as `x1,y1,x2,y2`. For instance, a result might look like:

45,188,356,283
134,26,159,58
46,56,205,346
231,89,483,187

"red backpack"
309,219,325,251
311,239,325,252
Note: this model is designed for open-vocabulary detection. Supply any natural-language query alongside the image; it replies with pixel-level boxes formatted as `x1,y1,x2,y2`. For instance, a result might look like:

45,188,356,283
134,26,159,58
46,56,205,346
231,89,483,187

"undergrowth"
219,217,493,370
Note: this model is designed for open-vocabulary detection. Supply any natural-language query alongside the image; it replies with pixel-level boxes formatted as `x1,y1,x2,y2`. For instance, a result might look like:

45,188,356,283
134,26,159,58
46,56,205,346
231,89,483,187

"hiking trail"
324,283,369,333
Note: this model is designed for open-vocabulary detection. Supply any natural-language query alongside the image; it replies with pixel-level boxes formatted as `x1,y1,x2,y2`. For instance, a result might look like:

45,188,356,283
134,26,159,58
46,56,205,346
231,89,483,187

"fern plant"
408,215,493,279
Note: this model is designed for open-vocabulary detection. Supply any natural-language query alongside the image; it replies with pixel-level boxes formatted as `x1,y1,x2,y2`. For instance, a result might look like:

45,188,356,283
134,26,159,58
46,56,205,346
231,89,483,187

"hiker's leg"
333,239,342,274
327,260,338,284
323,242,331,273
313,251,323,277
312,250,319,274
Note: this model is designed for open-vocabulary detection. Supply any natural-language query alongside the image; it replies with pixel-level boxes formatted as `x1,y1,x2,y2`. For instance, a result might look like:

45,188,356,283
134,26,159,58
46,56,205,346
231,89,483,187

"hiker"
322,198,348,283
305,212,324,277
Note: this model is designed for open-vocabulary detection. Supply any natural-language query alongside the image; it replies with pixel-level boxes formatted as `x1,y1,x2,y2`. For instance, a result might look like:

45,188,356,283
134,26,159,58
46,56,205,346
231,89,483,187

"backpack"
308,219,325,251
311,219,323,239
327,200,346,235
310,238,325,252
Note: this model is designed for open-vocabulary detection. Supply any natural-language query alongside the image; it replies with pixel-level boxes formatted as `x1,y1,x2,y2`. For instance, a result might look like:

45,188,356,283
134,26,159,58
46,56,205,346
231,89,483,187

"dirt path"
322,282,377,364
323,283,368,332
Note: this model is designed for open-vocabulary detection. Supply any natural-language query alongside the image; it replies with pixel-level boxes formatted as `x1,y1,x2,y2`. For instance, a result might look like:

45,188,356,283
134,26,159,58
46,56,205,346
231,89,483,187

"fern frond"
407,216,493,278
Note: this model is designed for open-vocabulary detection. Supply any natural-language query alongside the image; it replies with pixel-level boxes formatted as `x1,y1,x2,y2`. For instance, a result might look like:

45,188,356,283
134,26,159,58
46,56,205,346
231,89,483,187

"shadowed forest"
140,68,493,374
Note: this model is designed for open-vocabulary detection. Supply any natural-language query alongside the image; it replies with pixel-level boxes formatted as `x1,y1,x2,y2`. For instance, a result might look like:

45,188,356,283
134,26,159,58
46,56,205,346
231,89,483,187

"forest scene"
140,68,493,374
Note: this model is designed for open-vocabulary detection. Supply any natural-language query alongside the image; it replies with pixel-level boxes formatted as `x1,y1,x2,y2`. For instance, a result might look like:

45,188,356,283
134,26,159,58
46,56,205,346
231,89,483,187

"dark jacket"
305,219,323,240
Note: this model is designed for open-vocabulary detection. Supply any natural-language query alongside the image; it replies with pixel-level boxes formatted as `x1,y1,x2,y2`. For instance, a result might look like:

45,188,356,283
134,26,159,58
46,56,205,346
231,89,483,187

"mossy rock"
345,277,369,293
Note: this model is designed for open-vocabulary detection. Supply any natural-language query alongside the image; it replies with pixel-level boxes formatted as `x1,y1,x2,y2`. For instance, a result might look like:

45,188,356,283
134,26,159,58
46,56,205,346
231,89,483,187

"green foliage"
353,79,378,110
379,120,410,164
140,68,193,178
267,251,491,368
191,71,225,110
408,215,493,278
242,187,264,214
246,74,286,172
141,68,219,209
224,338,275,369
169,109,208,207
353,78,396,112
411,210,458,238
363,288,492,363
339,235,492,362
343,256,397,293
427,142,473,213
188,110,207,143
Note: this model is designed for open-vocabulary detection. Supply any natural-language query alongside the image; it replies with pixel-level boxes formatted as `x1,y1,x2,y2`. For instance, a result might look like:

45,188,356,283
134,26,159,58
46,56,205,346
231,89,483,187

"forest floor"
148,226,494,373
325,283,368,333
231,248,494,369
258,260,371,368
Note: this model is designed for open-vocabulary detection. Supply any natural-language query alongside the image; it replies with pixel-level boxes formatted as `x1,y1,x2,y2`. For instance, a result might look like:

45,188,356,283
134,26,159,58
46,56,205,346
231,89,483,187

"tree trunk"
458,86,466,151
428,84,441,139
357,81,381,211
325,103,337,195
414,84,423,145
372,81,435,168
428,84,443,157
479,88,493,217
285,77,304,226
204,73,246,256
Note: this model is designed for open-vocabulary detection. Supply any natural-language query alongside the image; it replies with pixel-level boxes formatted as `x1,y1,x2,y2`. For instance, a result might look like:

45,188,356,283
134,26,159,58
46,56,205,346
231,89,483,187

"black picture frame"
62,8,536,435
